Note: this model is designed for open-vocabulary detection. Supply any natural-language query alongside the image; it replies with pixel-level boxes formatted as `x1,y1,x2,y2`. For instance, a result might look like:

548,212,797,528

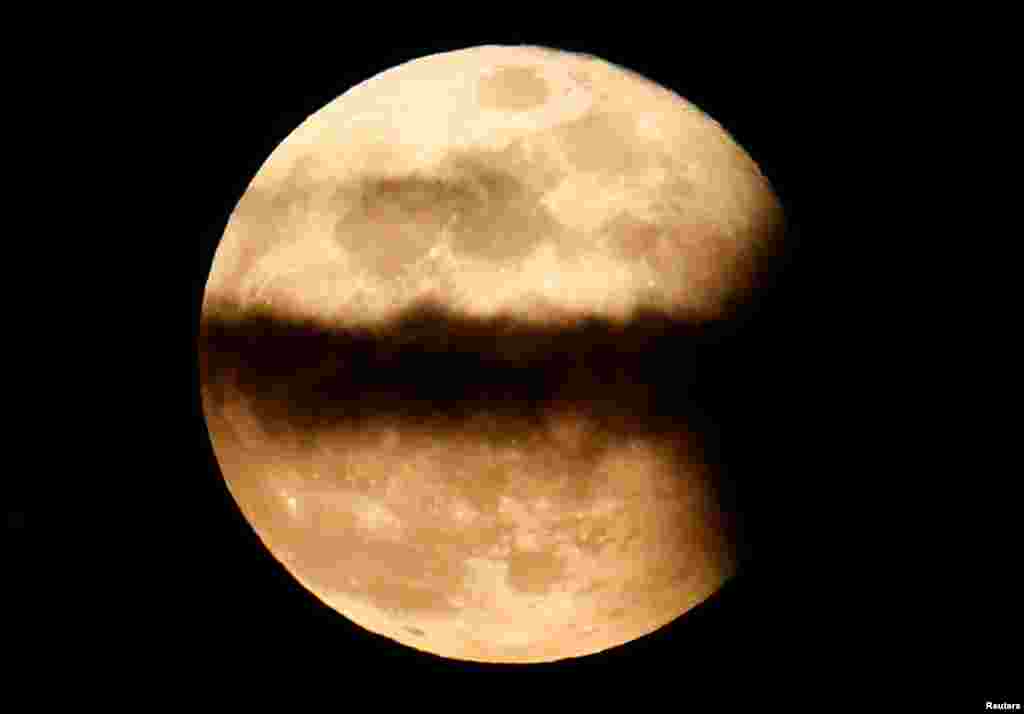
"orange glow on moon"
199,45,783,663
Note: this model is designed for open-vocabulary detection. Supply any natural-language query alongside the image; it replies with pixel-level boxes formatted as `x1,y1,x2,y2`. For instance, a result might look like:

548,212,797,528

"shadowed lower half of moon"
200,313,741,663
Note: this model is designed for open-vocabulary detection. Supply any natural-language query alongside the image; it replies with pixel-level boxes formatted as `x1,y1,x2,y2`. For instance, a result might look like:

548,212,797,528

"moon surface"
199,45,784,663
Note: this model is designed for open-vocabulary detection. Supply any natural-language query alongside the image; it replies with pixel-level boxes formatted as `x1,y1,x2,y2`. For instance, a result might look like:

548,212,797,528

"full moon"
199,45,784,663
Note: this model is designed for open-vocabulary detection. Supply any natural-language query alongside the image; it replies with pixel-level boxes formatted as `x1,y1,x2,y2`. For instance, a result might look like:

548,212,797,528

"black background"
188,37,827,678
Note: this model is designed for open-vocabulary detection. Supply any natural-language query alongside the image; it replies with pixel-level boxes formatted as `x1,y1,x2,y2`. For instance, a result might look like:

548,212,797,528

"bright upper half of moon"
204,44,783,331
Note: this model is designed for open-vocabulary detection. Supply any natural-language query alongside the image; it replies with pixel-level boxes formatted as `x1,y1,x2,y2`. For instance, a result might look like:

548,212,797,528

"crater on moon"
506,547,568,595
478,65,551,112
552,108,650,175
329,138,569,273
